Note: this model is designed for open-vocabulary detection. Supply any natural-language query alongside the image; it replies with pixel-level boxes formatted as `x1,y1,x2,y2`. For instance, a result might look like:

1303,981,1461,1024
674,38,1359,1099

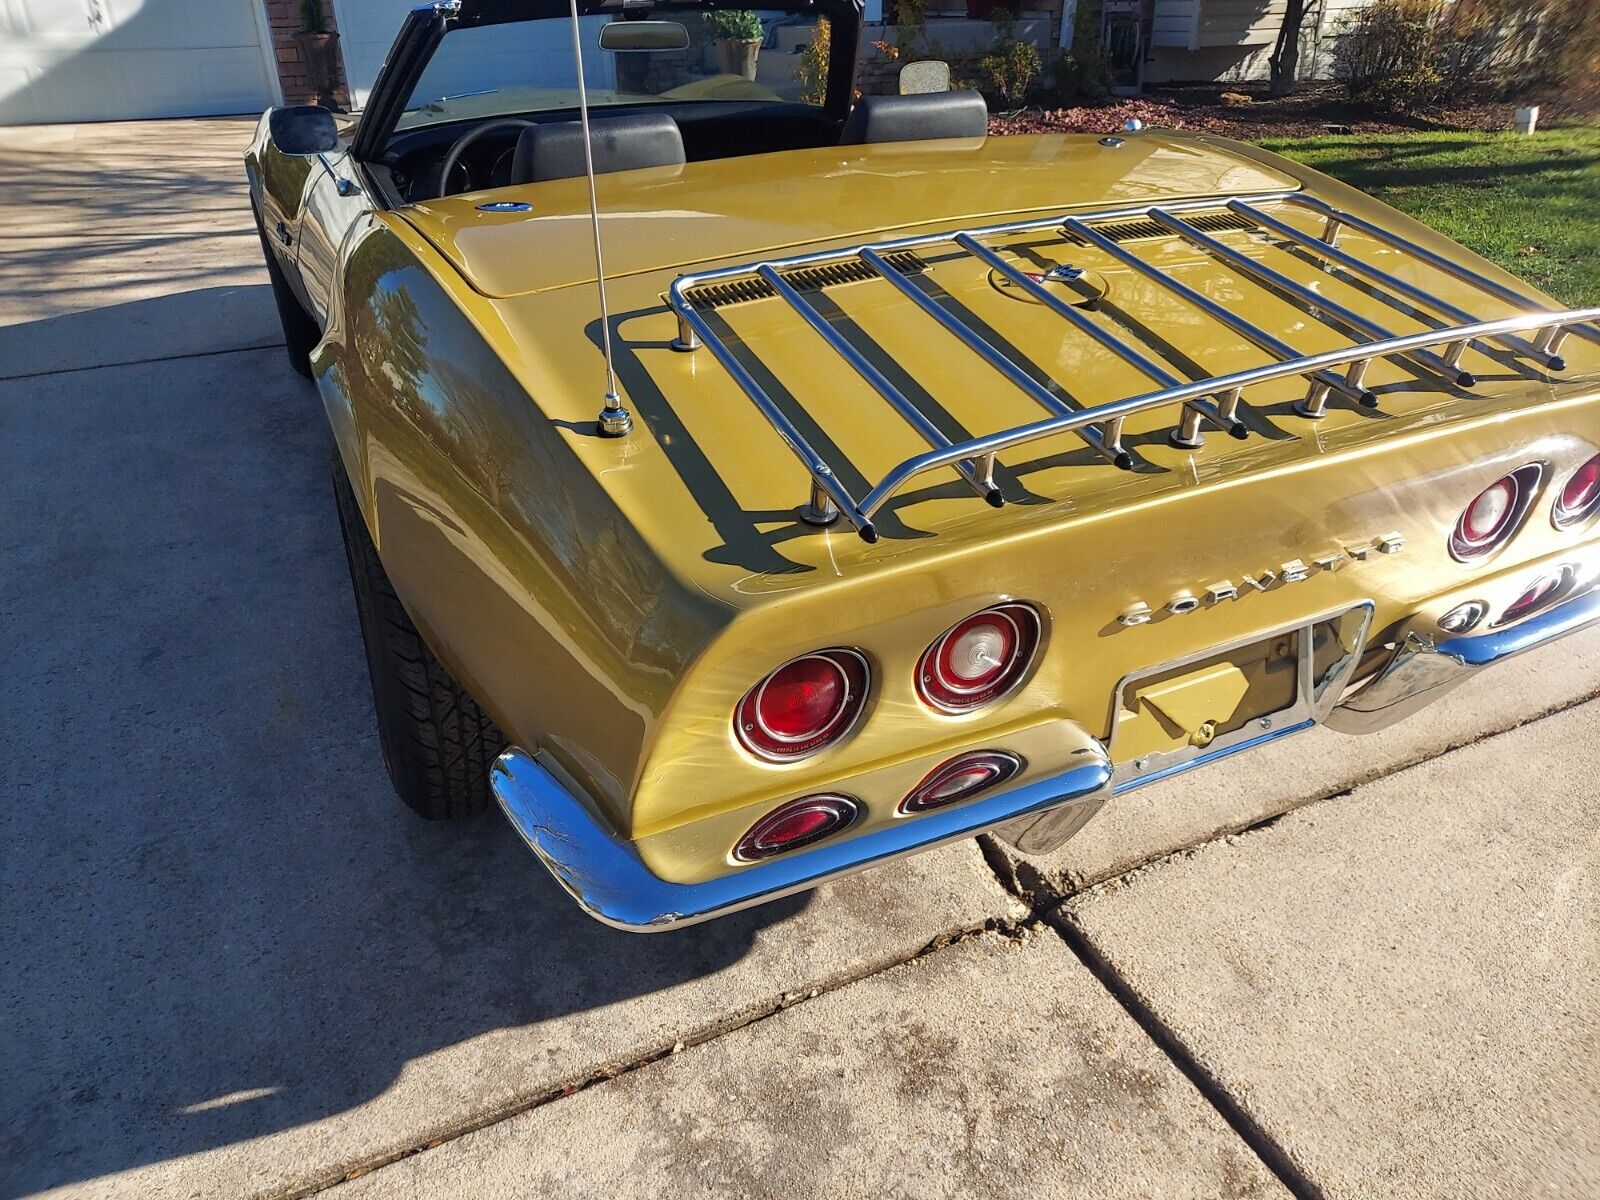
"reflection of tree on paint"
370,285,430,420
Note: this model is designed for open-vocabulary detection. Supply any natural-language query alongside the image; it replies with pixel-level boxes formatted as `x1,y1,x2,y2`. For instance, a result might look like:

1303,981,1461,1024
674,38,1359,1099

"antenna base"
598,396,634,437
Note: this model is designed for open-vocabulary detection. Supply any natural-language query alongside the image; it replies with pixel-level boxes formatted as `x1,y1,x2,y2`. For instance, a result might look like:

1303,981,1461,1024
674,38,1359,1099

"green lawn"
1258,128,1600,307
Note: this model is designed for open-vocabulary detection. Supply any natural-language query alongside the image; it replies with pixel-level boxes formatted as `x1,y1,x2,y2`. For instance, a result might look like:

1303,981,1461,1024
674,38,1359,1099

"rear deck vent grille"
1066,210,1256,245
685,251,928,309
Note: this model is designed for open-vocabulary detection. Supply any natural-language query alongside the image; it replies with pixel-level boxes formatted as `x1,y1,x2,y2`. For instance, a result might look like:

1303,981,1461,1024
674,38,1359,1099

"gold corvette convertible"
246,0,1600,930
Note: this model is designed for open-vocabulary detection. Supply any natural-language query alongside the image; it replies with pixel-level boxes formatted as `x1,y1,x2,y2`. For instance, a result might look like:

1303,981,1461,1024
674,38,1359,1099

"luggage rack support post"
1296,381,1333,419
671,312,700,352
801,480,839,526
1172,407,1206,448
1536,324,1571,358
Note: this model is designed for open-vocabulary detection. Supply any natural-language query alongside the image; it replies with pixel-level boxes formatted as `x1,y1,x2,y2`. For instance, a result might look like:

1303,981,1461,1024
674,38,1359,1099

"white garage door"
334,0,418,109
338,1,619,108
0,0,278,125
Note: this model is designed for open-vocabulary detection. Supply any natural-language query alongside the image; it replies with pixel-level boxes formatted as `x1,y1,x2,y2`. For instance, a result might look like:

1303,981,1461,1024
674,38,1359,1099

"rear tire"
252,200,320,379
332,452,505,820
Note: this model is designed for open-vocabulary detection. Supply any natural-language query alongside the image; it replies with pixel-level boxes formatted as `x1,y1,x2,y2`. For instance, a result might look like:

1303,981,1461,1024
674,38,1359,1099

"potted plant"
294,0,344,110
709,10,764,81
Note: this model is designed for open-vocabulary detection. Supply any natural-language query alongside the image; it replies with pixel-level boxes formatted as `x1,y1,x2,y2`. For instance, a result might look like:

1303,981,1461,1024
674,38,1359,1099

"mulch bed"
987,82,1600,140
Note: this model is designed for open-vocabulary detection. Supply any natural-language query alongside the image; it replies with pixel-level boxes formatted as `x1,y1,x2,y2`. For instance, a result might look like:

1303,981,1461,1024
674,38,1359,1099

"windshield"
396,10,830,131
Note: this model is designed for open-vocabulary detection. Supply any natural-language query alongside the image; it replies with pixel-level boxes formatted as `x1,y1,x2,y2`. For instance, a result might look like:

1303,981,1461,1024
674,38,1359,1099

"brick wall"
264,0,352,108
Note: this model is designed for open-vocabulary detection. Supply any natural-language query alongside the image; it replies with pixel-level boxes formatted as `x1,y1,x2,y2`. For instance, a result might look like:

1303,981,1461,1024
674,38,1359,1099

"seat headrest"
839,91,989,146
511,112,685,184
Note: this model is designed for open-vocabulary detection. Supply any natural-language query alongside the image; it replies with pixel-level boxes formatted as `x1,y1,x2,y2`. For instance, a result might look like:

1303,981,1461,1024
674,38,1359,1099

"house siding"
1144,0,1373,83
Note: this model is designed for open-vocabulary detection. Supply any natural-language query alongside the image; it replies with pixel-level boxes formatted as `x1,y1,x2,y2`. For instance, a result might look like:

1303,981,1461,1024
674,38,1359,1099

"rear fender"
316,217,726,827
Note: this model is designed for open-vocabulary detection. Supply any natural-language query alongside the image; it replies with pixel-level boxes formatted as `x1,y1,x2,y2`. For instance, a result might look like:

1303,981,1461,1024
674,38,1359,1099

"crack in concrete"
281,916,1027,1200
284,696,1595,1198
979,683,1600,908
980,692,1600,1200
1047,910,1326,1200
0,339,284,382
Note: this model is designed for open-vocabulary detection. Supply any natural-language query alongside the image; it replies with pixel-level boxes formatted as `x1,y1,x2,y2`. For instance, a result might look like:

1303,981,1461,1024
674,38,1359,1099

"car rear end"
390,132,1600,929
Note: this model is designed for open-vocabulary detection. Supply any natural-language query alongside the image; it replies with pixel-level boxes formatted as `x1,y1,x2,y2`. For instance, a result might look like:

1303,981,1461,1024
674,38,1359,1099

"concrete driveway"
1,118,1596,1200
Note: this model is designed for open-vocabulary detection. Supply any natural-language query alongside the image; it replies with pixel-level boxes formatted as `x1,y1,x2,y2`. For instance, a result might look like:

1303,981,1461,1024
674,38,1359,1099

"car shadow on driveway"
0,318,805,1197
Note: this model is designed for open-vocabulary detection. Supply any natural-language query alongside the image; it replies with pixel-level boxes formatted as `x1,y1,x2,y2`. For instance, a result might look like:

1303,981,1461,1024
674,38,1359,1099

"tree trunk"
1269,0,1312,97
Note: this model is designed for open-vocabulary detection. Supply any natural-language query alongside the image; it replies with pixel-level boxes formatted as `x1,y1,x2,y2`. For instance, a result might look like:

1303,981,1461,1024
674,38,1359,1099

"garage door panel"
100,0,266,50
335,0,425,108
0,0,274,125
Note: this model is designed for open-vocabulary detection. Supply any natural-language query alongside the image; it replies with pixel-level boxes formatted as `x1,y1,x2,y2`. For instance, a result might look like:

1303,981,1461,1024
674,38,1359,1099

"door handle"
274,221,293,248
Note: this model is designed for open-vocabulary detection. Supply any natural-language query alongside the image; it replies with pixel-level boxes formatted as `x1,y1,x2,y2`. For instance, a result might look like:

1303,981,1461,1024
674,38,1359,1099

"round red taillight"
1451,468,1538,562
735,650,869,762
1554,455,1600,528
917,604,1040,713
732,794,860,861
899,751,1023,815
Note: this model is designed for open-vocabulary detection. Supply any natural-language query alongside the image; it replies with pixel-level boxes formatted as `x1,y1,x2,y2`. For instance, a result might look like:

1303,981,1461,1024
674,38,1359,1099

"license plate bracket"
1109,603,1374,792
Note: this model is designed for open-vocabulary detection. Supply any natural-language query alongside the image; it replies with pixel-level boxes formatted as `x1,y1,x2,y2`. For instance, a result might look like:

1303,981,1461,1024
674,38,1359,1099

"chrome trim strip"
667,190,1599,541
491,743,1112,931
1329,587,1600,734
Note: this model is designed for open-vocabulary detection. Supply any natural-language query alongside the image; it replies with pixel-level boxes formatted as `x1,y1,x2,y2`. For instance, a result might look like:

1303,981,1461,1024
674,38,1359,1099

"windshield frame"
351,0,863,166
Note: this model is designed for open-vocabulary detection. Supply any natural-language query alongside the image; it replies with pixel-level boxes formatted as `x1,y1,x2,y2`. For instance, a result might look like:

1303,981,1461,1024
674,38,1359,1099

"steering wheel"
437,118,538,198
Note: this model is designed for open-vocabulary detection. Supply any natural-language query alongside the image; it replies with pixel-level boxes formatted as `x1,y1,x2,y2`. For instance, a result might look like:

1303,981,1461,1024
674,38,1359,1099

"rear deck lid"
397,132,1301,298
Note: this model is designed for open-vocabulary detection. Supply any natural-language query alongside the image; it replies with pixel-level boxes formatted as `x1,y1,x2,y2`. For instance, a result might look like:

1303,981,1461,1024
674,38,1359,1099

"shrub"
707,10,764,41
1334,0,1599,108
980,39,1041,107
797,19,831,106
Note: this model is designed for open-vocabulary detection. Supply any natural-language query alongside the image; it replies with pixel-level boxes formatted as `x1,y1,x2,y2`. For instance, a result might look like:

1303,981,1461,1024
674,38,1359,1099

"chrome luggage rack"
666,190,1600,543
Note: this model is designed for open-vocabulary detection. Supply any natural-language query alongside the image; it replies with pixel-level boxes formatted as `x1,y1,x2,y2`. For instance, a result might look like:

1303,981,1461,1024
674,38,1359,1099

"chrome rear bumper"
1328,588,1600,735
492,745,1111,932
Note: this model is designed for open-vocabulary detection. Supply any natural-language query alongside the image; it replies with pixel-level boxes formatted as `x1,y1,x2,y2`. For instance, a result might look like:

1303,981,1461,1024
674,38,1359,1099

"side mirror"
899,60,951,95
599,20,691,52
269,105,340,157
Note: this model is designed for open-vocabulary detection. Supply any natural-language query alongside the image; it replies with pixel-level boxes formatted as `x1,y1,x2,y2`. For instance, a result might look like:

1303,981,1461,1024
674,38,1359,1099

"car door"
295,149,370,325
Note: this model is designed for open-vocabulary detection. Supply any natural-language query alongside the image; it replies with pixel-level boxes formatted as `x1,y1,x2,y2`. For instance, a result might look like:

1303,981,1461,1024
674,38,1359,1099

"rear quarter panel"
315,215,727,824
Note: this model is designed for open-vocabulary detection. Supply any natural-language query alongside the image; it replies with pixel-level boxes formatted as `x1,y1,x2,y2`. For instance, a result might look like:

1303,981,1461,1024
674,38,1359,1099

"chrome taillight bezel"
1449,464,1543,564
897,750,1024,816
1491,564,1579,628
915,603,1042,715
1553,454,1600,530
734,649,871,764
731,794,861,862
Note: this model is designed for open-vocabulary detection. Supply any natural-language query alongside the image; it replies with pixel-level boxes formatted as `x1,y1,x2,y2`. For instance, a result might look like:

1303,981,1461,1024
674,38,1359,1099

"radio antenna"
567,0,632,436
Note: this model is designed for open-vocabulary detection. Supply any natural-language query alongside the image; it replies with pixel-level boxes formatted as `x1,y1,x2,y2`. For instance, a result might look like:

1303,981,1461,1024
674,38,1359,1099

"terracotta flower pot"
715,37,761,81
293,29,344,110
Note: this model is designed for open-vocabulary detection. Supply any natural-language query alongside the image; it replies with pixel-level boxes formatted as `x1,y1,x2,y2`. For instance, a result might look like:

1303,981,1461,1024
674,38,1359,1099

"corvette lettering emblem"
1118,532,1405,627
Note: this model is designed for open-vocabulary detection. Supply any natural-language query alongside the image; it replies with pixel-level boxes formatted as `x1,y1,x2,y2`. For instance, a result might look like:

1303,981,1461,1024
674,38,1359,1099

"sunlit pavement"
2,118,1596,1200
